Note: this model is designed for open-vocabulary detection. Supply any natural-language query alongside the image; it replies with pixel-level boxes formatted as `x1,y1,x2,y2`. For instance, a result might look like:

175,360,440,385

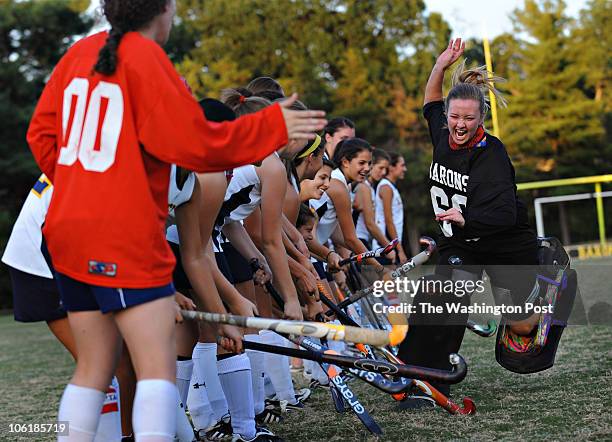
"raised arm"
424,38,465,106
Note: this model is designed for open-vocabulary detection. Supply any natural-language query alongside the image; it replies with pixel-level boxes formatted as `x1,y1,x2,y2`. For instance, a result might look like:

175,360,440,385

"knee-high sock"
260,330,297,403
93,377,121,442
217,354,256,440
244,334,265,415
186,360,214,432
175,389,194,442
132,379,176,442
176,359,193,407
191,342,228,422
58,384,105,442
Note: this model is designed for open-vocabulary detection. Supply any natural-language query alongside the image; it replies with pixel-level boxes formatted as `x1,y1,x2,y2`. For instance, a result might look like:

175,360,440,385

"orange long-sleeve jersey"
27,31,288,288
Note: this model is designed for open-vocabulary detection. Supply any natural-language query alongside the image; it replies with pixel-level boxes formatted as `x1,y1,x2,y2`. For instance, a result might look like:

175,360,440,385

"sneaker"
256,408,284,425
200,415,232,440
231,428,284,442
308,378,329,390
265,398,304,413
294,387,311,404
396,394,435,410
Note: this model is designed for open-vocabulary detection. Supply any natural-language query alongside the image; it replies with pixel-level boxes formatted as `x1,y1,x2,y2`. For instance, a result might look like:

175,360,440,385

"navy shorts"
8,265,66,323
222,243,253,284
55,272,175,314
215,251,235,284
313,261,334,282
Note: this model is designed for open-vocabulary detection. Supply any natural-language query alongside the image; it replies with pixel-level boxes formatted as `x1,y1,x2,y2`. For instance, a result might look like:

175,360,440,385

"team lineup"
2,1,582,441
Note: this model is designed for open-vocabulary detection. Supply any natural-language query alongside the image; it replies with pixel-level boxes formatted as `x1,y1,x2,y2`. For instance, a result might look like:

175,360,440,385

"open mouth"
454,128,468,142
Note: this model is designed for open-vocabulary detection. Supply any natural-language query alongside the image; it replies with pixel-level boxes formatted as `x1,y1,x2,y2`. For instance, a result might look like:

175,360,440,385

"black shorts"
215,251,235,284
436,236,539,320
169,242,192,292
313,261,334,282
8,266,66,323
222,243,253,284
359,238,372,250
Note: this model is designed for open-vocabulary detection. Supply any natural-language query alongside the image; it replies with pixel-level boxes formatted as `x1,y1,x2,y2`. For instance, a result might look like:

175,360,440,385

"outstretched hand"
436,38,465,70
280,93,327,140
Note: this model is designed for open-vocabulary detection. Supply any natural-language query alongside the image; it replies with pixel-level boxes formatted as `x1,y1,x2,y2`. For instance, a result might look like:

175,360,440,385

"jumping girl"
398,38,541,405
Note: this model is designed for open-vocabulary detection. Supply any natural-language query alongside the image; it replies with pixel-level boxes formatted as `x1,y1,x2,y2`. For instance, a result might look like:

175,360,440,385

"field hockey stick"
466,319,497,337
245,267,383,435
376,346,476,414
249,260,408,347
334,236,437,311
338,238,399,266
316,283,476,413
181,310,403,347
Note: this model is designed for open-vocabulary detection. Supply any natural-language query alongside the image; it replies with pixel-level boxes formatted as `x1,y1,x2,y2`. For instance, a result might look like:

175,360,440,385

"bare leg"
47,317,77,361
176,319,198,358
113,296,176,381
116,344,136,437
68,311,122,390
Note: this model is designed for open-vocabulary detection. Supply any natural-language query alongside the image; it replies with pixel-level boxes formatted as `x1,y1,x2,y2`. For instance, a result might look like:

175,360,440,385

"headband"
297,134,322,159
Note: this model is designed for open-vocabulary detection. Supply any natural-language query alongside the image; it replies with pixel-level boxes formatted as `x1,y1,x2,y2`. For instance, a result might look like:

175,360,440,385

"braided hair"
94,0,169,76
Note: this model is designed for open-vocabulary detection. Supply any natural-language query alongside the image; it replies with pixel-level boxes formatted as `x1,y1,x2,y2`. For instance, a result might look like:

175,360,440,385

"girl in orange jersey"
26,1,325,440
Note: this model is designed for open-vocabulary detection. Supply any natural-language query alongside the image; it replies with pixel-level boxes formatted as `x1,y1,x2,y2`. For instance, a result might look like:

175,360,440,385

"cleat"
200,415,232,441
256,408,283,425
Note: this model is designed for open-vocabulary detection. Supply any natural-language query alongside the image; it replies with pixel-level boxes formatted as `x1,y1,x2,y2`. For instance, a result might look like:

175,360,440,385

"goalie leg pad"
495,237,578,374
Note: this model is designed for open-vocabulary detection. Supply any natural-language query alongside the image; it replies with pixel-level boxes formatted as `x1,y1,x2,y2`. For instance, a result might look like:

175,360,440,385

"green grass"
0,258,610,441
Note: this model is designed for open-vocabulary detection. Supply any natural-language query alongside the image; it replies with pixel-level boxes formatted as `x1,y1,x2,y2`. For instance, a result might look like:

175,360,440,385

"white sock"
217,354,255,440
260,331,297,404
263,375,275,399
186,368,214,432
244,334,266,415
191,342,228,422
93,377,121,442
58,384,105,441
132,379,176,442
176,359,193,406
175,389,194,442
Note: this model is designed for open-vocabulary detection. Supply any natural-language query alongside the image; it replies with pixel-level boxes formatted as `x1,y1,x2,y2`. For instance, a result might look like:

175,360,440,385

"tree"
503,0,607,180
0,0,93,307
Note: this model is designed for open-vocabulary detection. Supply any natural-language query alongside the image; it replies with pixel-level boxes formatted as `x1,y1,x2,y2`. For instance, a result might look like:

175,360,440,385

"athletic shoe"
256,408,284,425
308,378,330,390
265,387,310,411
265,398,304,413
121,437,134,442
231,427,284,442
200,415,232,441
294,387,311,404
396,394,435,410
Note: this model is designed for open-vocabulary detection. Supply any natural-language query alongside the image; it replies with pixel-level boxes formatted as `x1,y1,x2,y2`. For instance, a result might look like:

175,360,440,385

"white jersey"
355,181,375,241
373,178,404,248
216,164,261,228
290,173,299,193
2,175,54,278
168,165,196,217
310,169,351,244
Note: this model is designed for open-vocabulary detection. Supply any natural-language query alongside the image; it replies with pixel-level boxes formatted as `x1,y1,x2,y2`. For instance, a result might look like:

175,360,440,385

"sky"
88,0,589,39
424,0,588,39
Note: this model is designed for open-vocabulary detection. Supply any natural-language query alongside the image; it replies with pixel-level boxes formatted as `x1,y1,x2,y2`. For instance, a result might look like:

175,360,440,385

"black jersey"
424,101,532,250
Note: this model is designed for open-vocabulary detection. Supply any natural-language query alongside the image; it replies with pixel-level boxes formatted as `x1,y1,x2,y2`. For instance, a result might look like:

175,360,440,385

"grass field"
0,259,610,441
